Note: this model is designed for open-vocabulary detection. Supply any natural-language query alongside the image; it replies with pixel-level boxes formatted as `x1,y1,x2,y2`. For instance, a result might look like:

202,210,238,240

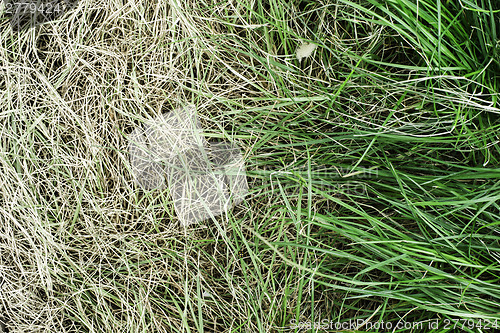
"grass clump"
0,0,499,332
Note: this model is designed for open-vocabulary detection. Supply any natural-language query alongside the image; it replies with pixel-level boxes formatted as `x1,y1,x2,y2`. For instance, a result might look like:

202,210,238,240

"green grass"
0,0,499,332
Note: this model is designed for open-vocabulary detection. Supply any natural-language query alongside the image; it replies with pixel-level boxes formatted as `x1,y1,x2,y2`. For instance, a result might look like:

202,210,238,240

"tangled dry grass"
0,1,304,331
